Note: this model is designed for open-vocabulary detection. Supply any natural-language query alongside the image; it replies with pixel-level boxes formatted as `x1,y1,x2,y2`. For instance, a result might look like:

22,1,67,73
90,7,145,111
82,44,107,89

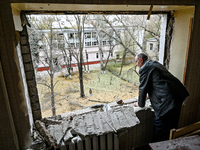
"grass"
36,63,139,118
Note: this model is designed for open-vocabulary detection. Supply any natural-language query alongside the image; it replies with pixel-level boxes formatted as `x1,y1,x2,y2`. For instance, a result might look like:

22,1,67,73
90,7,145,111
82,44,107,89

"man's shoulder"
140,60,156,74
143,60,159,69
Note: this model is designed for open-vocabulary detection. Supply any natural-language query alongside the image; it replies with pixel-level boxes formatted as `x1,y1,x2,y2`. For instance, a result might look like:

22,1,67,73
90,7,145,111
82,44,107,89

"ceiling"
11,3,194,12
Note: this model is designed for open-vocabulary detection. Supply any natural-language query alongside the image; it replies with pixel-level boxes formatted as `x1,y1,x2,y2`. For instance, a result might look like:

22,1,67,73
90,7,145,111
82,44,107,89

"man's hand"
134,102,139,107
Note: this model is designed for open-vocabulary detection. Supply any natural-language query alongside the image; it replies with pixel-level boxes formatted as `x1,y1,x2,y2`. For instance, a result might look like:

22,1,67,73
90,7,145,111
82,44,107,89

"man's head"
135,53,148,68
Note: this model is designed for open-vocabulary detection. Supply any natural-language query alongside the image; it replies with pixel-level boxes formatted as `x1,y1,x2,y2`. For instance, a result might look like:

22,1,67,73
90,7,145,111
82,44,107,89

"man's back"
139,60,189,118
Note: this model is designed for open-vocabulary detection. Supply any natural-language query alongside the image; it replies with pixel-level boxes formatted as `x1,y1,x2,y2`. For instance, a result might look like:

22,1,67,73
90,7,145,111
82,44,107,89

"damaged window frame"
19,10,174,149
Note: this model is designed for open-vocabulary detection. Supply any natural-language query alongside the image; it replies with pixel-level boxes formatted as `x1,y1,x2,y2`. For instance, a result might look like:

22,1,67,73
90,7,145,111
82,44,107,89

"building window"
108,40,112,45
68,33,74,39
111,51,113,57
45,58,48,63
102,53,104,58
150,43,153,50
70,43,75,48
92,32,96,39
85,42,91,47
103,41,106,45
92,41,98,46
96,53,99,58
75,33,78,39
39,45,43,49
53,58,58,65
76,43,79,48
57,33,64,41
85,32,91,39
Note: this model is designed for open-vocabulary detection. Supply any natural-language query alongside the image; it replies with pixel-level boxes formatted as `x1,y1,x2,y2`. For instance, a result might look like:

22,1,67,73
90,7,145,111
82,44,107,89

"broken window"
27,14,164,118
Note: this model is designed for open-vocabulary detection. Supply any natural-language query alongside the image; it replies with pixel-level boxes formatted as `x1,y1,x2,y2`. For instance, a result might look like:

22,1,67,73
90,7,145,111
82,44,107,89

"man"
134,52,189,142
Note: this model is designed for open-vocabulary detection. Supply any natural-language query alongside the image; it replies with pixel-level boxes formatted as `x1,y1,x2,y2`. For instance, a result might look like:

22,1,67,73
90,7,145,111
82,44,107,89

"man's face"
135,56,144,68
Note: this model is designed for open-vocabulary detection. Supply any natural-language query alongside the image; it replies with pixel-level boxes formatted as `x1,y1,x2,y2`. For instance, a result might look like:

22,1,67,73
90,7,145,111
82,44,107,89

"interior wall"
1,0,200,149
12,5,34,133
11,4,23,31
169,7,195,81
0,1,31,149
0,59,20,150
179,3,200,127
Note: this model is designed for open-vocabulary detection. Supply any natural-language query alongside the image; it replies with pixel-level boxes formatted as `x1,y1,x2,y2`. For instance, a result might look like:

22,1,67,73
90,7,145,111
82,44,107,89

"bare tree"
101,15,161,74
27,25,39,71
28,15,61,116
86,15,117,73
74,15,86,97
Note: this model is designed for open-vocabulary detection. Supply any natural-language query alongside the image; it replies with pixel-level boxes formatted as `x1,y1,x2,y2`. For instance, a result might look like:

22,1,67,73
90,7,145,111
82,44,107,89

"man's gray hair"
136,53,148,62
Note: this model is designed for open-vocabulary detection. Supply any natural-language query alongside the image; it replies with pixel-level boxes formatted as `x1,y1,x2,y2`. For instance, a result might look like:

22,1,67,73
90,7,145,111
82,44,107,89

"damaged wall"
1,0,200,149
12,5,35,133
0,1,32,149
169,7,195,82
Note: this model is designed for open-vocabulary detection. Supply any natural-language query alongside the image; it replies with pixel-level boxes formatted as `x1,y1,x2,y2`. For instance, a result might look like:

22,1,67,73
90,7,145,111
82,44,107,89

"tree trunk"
98,36,104,73
50,74,56,116
119,49,127,75
77,15,85,98
50,25,56,116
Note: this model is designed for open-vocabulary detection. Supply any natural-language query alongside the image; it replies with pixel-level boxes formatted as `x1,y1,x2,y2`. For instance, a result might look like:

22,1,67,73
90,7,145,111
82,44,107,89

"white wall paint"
16,44,33,135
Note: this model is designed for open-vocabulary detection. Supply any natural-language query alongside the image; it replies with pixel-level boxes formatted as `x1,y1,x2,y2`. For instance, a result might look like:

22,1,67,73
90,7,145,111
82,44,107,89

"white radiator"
61,133,119,150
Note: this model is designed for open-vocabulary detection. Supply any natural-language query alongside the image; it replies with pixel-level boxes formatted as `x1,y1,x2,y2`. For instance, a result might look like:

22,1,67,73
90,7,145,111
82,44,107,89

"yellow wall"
11,4,23,31
169,7,195,82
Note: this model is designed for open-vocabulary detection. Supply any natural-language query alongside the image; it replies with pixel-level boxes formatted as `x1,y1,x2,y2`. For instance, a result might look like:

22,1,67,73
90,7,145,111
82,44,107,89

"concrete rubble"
34,97,153,148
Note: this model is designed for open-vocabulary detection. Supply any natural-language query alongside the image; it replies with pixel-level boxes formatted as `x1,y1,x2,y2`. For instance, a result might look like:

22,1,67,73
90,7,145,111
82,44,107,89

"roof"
146,38,157,42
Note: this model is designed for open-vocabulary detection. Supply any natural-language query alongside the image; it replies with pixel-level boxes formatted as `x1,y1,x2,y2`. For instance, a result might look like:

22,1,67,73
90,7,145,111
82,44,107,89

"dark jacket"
138,59,189,119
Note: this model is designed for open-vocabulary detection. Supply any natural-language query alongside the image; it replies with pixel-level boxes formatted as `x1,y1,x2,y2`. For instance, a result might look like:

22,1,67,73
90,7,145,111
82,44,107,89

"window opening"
150,43,153,50
27,14,164,118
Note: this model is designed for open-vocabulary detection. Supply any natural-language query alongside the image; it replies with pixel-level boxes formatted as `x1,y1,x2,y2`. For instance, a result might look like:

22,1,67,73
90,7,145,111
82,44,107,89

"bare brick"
31,102,41,110
24,62,34,71
30,94,40,103
21,45,30,54
20,36,28,45
25,70,35,80
27,80,37,87
22,54,32,63
33,110,42,120
27,80,37,97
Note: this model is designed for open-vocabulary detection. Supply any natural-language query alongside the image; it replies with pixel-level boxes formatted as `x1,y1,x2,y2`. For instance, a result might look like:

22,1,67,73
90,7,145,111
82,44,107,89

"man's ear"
140,58,144,63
